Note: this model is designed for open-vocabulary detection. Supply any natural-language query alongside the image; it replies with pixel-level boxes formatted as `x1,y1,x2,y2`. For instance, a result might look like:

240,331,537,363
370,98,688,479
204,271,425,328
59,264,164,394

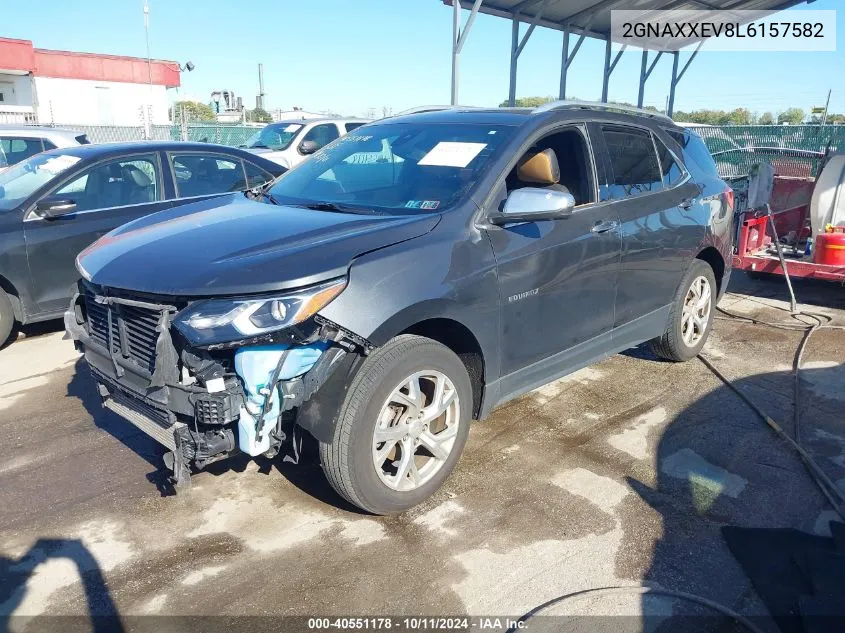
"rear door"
22,152,169,316
593,123,702,332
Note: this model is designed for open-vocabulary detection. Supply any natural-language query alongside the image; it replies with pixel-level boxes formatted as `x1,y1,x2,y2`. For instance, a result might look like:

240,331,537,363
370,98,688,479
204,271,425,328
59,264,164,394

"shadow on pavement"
506,362,844,633
631,362,845,633
0,539,124,633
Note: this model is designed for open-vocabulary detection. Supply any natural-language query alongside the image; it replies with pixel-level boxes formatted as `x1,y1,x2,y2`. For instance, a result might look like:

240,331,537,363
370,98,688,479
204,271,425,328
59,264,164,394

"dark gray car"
67,104,733,514
0,141,285,344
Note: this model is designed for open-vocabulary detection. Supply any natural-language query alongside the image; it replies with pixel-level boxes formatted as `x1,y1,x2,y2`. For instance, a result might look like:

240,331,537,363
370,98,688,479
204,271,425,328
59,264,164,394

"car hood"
77,193,440,297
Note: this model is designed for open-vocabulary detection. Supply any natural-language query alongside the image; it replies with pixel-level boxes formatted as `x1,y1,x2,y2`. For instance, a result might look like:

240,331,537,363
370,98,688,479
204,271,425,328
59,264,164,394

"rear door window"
600,126,663,199
654,136,685,188
344,122,366,133
169,153,247,197
666,128,720,178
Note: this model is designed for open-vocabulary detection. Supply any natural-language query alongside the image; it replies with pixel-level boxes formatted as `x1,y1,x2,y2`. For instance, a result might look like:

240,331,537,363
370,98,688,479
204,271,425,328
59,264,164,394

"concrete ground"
1,273,844,631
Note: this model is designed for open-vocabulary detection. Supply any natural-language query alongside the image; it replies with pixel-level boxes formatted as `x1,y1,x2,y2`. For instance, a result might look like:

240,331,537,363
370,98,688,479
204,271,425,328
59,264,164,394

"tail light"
724,187,735,213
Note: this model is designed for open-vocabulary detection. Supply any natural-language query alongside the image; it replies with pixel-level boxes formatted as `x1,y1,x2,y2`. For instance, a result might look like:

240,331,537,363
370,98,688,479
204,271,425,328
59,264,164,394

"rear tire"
320,334,472,515
0,289,16,347
650,260,716,362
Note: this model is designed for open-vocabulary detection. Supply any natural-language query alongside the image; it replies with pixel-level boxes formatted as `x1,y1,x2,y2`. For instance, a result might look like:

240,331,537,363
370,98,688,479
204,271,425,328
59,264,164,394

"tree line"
499,97,844,125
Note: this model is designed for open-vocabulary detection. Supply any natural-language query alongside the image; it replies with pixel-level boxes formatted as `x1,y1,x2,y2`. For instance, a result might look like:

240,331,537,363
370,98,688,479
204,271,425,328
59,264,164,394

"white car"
0,125,89,171
241,118,368,169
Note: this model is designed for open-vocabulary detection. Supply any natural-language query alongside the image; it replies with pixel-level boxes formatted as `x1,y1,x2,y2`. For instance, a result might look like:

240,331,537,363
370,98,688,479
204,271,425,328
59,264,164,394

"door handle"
679,198,696,210
591,219,619,234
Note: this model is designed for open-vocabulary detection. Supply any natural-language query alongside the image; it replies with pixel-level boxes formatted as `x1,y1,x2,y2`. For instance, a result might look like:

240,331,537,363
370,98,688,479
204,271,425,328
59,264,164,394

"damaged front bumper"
65,283,369,488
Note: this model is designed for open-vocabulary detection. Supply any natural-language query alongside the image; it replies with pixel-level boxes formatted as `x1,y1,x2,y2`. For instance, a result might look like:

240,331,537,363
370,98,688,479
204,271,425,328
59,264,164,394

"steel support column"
559,28,570,100
666,41,702,117
636,49,663,109
508,0,549,106
558,25,588,100
508,18,520,106
450,0,484,105
601,39,626,103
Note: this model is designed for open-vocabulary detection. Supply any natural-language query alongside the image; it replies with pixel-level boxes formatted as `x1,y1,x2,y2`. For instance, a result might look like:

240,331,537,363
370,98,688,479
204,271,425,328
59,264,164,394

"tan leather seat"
516,148,561,186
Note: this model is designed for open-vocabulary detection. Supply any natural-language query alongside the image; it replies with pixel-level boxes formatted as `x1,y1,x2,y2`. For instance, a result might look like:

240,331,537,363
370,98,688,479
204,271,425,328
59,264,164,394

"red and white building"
0,37,180,125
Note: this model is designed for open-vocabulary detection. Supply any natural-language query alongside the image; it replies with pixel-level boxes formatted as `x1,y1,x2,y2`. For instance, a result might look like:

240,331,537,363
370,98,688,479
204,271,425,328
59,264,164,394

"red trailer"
729,149,845,282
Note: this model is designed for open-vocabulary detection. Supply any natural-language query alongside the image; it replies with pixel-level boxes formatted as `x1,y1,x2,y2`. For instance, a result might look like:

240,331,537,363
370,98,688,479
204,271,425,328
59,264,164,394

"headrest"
517,149,560,185
123,165,152,187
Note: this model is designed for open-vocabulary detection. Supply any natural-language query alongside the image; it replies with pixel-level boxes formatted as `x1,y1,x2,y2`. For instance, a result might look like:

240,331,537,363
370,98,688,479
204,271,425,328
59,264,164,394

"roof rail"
533,100,673,123
392,105,458,117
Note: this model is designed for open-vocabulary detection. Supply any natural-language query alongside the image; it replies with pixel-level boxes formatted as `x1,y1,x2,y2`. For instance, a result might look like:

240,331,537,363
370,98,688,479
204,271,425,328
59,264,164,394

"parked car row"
49,102,733,514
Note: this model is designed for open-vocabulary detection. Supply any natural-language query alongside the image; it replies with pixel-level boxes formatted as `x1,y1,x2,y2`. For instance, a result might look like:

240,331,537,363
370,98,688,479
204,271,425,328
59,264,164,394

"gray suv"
67,102,733,514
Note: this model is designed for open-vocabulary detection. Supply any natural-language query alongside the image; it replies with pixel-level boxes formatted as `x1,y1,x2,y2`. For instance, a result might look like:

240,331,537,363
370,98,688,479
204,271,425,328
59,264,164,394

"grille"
84,292,162,374
110,383,172,428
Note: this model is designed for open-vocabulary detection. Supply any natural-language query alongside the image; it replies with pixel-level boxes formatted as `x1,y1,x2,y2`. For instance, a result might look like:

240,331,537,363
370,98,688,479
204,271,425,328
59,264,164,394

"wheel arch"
695,246,726,296
399,318,485,420
0,274,24,321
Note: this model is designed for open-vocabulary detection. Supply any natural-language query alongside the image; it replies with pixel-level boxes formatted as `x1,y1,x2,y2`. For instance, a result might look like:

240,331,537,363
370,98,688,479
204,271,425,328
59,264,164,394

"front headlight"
174,278,346,346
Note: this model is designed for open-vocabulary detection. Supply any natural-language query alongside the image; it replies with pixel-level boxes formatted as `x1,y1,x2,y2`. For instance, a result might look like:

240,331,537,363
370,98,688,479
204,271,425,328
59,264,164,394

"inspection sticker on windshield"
405,200,439,210
418,142,486,168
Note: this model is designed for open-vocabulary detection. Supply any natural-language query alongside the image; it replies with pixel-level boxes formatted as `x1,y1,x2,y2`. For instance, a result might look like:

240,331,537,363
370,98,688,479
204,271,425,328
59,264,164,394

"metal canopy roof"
446,0,814,41
443,0,814,116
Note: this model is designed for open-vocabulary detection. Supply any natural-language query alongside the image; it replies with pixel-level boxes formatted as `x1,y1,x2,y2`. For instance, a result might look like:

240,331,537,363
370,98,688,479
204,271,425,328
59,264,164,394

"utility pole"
144,0,152,89
143,0,152,139
821,89,831,126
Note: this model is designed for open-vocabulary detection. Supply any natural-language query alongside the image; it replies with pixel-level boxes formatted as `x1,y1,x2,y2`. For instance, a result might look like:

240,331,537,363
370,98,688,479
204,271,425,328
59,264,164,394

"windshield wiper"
249,143,270,149
296,202,369,214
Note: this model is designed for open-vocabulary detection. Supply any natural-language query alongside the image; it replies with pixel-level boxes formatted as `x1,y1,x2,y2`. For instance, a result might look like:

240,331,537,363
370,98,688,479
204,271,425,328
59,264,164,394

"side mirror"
299,140,320,155
36,198,77,219
489,187,576,225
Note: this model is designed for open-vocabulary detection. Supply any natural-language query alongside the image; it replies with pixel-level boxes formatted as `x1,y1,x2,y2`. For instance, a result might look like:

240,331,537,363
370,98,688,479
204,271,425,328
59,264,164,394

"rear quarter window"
666,128,720,178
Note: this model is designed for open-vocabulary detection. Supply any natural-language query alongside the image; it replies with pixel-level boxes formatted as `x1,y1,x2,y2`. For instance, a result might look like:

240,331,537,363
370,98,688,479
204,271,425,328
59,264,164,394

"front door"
486,125,621,398
23,153,170,316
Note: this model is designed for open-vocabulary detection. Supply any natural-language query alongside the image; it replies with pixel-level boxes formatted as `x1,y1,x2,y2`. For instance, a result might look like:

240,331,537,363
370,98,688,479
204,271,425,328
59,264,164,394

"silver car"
0,125,89,170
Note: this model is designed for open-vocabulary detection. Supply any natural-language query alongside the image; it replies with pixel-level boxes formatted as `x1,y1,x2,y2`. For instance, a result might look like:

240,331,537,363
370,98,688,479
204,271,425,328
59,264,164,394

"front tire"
0,289,16,347
650,260,716,362
320,334,472,515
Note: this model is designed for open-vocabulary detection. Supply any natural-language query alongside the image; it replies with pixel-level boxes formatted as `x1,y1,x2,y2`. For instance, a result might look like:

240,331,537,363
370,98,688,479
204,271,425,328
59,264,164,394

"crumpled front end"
65,279,370,488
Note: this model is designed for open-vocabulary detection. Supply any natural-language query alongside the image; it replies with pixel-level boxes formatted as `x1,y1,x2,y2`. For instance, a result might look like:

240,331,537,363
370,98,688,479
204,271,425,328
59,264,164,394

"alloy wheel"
372,370,461,492
681,275,712,347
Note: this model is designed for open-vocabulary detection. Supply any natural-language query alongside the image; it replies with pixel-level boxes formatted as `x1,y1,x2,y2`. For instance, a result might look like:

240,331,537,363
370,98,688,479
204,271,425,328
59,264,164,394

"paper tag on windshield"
41,155,81,175
418,142,486,168
284,124,301,133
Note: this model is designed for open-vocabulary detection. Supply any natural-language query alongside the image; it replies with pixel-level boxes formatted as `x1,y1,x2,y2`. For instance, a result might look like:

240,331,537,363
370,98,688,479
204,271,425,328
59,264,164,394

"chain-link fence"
23,122,258,147
688,124,845,179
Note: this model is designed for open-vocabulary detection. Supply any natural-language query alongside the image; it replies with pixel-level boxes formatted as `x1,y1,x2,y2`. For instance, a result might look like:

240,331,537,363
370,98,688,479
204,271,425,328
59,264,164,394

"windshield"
267,122,515,214
243,123,304,151
0,153,81,211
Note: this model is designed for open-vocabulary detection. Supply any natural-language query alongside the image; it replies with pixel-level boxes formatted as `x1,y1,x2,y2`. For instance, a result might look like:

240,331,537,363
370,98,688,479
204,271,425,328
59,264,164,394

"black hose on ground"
703,205,845,520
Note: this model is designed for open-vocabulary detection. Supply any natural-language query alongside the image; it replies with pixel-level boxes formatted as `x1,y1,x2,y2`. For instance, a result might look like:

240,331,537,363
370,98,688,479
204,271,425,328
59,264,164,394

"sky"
2,0,843,118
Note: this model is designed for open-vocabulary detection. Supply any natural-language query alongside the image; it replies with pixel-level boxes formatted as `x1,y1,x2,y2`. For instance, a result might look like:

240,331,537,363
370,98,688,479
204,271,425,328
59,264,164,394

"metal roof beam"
559,0,629,25
451,0,607,40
